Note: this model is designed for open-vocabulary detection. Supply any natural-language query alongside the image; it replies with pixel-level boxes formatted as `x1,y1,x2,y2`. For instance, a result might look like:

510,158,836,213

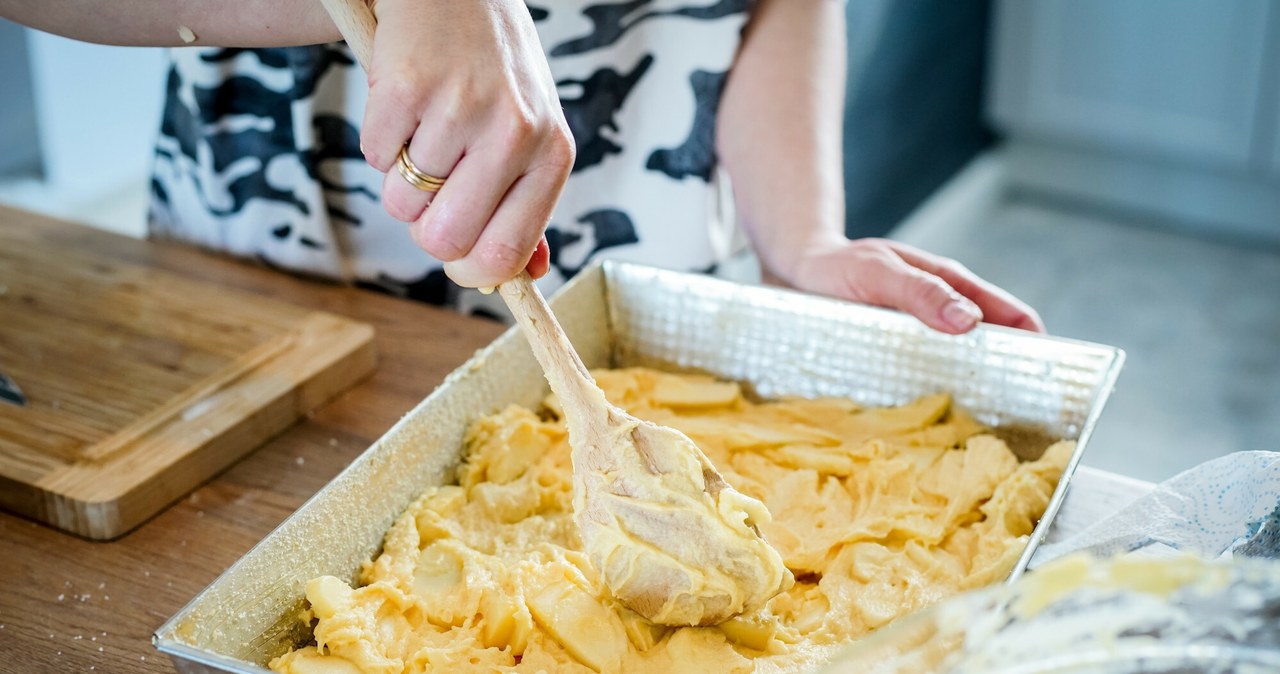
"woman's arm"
0,0,340,46
717,0,1043,333
717,0,845,286
1,0,572,287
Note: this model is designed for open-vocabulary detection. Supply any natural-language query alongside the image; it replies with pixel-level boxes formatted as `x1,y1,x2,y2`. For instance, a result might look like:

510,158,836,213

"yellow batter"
271,368,1072,674
566,402,793,627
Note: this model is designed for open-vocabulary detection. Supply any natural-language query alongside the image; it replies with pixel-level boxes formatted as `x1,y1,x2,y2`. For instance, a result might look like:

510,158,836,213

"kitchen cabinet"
989,0,1280,245
991,0,1272,169
1272,73,1280,174
0,21,40,178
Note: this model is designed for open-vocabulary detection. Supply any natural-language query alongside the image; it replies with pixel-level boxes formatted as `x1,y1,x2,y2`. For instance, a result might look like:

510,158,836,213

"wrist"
756,225,846,288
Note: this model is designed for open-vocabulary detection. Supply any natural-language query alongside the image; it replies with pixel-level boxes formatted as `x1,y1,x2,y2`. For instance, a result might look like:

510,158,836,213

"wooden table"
0,207,505,673
0,206,1161,674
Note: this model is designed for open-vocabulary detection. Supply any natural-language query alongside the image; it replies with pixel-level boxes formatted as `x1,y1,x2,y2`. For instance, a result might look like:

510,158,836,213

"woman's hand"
716,0,1041,335
360,0,574,287
781,236,1045,334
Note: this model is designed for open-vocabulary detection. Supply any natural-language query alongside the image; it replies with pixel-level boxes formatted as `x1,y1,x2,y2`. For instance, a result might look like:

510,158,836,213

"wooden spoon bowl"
315,0,790,626
499,273,792,626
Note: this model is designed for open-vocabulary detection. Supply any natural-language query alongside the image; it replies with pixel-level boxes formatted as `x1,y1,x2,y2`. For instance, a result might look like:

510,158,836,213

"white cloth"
1032,451,1280,568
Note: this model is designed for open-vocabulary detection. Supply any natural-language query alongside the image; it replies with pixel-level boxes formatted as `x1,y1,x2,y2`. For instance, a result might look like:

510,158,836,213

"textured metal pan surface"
156,262,1124,673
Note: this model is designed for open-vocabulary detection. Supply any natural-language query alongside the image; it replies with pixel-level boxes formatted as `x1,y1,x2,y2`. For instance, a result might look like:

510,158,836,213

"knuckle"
859,237,894,256
360,135,387,170
441,87,476,128
908,273,952,309
851,238,892,262
475,239,529,277
381,187,421,223
383,198,417,223
942,259,972,278
545,124,577,172
847,258,894,304
373,71,425,115
862,248,900,278
499,108,540,150
407,222,428,250
418,223,470,262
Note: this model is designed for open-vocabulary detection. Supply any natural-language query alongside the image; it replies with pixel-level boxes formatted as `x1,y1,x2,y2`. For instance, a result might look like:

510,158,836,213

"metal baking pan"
154,261,1125,673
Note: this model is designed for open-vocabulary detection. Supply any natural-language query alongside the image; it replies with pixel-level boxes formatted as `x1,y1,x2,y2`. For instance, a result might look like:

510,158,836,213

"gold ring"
397,145,447,193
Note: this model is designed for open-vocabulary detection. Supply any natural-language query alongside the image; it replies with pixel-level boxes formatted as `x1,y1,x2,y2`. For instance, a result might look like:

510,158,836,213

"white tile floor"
893,157,1280,483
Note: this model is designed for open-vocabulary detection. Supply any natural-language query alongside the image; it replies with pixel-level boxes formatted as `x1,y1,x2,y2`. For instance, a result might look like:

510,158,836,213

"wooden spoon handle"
319,0,377,69
319,0,599,417
498,272,605,413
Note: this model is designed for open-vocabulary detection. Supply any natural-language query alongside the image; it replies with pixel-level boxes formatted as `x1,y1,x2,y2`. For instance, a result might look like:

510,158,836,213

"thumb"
854,255,983,334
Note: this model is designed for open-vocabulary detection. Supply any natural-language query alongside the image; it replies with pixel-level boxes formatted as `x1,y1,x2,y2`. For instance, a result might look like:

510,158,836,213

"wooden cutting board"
0,216,376,540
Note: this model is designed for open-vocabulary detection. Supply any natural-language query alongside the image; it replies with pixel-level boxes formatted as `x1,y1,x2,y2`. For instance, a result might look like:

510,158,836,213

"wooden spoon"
498,273,792,625
318,0,791,626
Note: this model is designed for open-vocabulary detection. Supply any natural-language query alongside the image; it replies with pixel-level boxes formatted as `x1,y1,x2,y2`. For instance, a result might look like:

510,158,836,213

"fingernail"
942,300,982,331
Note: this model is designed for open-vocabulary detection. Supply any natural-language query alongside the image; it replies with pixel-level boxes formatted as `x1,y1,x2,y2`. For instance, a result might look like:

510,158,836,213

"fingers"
441,158,569,287
378,112,565,285
886,241,1046,333
361,73,423,173
380,119,468,223
357,0,574,288
390,117,571,287
407,123,538,260
783,237,1044,335
360,0,443,173
851,248,983,335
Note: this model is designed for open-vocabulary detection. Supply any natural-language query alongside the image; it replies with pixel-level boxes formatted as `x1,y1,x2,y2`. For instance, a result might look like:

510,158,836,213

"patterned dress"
150,1,751,314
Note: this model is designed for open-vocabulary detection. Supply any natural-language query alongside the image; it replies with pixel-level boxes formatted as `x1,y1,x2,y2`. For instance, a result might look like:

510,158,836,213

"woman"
2,0,1043,333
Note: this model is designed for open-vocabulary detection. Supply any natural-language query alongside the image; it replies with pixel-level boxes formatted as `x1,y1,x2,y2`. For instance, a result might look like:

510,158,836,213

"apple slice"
479,588,534,655
526,576,627,673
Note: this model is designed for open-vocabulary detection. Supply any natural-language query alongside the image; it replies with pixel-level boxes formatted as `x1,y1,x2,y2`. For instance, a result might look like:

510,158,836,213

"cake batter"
271,368,1072,674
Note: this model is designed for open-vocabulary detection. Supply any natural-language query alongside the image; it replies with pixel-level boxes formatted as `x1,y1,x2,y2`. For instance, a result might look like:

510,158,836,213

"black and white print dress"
150,1,752,312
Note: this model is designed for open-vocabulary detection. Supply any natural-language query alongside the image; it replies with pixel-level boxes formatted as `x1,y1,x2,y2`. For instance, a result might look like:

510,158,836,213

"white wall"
0,28,167,237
